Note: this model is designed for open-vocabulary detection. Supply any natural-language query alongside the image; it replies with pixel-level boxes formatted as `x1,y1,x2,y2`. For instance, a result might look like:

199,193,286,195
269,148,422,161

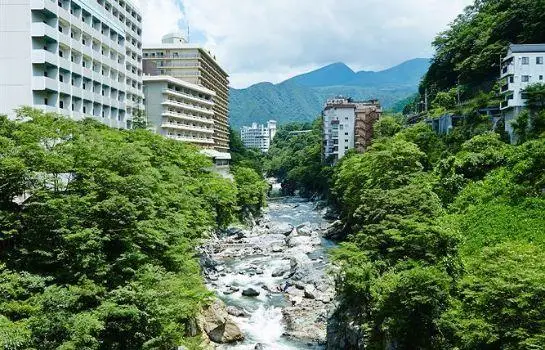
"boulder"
227,306,248,317
199,300,244,344
272,267,289,278
269,222,294,236
304,285,317,299
255,344,264,350
295,222,313,236
242,288,260,297
271,245,284,253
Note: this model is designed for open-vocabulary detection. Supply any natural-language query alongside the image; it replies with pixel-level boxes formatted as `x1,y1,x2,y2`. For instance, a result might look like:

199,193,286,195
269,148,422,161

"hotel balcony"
162,110,214,125
162,100,214,116
167,135,215,144
161,122,214,134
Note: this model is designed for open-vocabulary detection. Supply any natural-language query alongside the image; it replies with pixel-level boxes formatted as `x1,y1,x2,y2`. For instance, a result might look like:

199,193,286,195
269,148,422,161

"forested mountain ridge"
229,58,430,129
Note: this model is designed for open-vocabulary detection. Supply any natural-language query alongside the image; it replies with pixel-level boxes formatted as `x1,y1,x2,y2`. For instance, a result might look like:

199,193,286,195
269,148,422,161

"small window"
509,76,514,83
59,100,64,109
44,71,48,77
44,98,48,105
83,106,87,113
540,75,544,81
345,139,349,143
71,103,75,111
522,57,530,65
537,57,544,65
522,75,530,82
59,75,64,82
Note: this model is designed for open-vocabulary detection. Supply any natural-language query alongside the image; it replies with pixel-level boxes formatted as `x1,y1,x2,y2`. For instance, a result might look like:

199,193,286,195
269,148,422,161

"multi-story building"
500,43,545,140
0,0,144,128
143,75,215,147
142,33,230,153
240,120,277,153
323,97,381,162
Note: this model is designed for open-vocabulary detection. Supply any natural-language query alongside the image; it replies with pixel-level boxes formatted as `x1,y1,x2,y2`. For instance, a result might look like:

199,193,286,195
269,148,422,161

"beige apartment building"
142,33,229,153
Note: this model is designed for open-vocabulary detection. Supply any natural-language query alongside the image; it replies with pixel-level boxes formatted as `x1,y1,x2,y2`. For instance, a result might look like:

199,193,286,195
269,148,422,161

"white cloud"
133,0,184,45
140,0,474,88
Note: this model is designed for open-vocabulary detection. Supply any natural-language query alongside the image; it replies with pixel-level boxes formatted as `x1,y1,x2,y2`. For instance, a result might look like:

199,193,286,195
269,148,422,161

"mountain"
229,58,430,129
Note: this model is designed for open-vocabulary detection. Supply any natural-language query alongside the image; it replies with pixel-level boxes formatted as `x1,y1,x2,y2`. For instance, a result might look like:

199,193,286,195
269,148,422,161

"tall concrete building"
143,75,215,148
240,120,277,153
0,0,144,128
323,97,381,162
143,33,230,153
500,43,545,140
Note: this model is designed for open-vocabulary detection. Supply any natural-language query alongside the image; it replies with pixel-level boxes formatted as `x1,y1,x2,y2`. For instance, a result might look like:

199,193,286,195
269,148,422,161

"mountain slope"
229,58,430,129
283,62,356,87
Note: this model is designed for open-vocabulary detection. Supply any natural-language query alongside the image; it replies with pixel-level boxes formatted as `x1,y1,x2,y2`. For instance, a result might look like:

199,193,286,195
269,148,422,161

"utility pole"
424,88,429,112
457,77,461,106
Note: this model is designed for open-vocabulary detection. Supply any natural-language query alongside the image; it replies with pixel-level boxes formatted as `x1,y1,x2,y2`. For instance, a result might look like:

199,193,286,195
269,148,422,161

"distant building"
143,33,230,154
500,43,545,140
323,97,381,161
0,0,144,128
241,120,277,152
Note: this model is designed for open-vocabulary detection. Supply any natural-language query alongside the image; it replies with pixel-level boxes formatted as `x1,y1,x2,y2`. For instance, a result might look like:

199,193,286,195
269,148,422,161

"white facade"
0,0,144,128
500,44,545,139
241,120,277,153
143,75,216,147
323,98,356,161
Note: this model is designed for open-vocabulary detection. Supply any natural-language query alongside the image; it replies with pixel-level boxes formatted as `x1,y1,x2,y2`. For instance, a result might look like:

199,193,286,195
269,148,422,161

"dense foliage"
264,119,331,197
331,112,545,348
421,0,545,99
0,108,261,349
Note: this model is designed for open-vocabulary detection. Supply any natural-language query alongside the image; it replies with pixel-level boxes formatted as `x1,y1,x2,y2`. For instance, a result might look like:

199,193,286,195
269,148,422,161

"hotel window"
537,57,544,65
522,57,530,65
59,100,64,109
522,75,530,82
540,75,544,80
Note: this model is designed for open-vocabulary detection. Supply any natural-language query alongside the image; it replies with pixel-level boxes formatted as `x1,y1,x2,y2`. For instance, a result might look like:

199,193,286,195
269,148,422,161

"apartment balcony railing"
162,100,214,116
161,123,214,134
162,110,214,125
164,89,214,107
167,135,215,144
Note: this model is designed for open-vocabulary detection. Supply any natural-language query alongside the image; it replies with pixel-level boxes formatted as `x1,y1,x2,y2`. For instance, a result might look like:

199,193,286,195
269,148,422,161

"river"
201,197,337,349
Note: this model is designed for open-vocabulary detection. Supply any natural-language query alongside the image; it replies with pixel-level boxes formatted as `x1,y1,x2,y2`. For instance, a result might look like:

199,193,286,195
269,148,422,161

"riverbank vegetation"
0,108,266,349
264,119,331,197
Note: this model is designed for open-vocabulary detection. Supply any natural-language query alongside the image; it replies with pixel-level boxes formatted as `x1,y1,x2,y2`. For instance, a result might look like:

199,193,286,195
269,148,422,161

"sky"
133,0,474,89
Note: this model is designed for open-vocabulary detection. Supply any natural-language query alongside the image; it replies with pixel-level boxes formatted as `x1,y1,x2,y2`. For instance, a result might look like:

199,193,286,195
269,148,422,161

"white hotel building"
500,44,545,140
240,120,277,153
0,0,144,128
143,75,216,148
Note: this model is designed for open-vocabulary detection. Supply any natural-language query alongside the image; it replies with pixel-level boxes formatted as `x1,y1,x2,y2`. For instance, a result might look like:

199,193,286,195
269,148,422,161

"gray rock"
304,285,317,299
269,222,294,236
227,306,248,317
199,300,244,344
271,245,284,253
255,343,264,350
272,267,288,277
242,288,260,297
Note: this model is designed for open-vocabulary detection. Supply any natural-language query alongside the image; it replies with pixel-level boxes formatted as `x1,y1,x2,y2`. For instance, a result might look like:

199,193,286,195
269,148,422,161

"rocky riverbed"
200,197,337,349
